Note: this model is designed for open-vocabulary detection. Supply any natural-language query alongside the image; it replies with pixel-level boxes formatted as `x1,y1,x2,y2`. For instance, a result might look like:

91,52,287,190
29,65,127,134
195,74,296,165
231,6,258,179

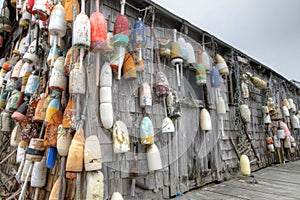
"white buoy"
86,171,104,200
200,108,212,131
111,192,124,200
84,135,102,171
147,143,162,171
100,103,114,129
162,117,175,133
240,154,251,176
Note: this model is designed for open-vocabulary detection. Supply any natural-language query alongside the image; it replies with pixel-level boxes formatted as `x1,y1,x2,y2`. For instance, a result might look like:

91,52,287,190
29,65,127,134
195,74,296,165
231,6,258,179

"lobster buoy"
26,138,45,162
100,62,113,129
47,46,63,67
31,156,47,188
215,54,229,75
50,57,67,91
64,47,79,75
240,154,251,176
112,121,130,154
84,135,102,171
273,135,281,148
6,89,22,112
186,42,196,66
200,108,212,131
111,192,124,200
23,38,43,65
240,104,251,123
176,37,187,61
162,117,175,133
100,87,112,103
288,98,296,112
21,160,32,182
11,101,28,122
10,123,22,146
282,98,291,110
201,50,211,71
280,122,291,137
147,143,162,171
100,103,114,129
34,92,53,122
49,3,66,38
100,62,112,87
69,62,86,95
1,111,11,132
32,0,53,21
90,0,107,51
262,106,271,125
45,98,60,125
122,52,137,80
282,105,290,117
24,71,39,96
211,67,221,88
11,59,23,78
291,114,300,129
62,0,80,22
86,171,104,200
140,83,152,107
16,142,26,163
217,96,226,115
57,125,72,157
246,72,267,89
171,31,183,88
166,89,181,118
72,0,90,49
44,110,63,147
155,71,170,97
140,117,154,145
49,176,66,200
66,127,85,172
265,137,274,153
62,98,75,129
46,146,57,169
133,17,146,71
241,81,249,99
284,136,291,148
290,136,297,147
196,50,206,85
276,126,286,139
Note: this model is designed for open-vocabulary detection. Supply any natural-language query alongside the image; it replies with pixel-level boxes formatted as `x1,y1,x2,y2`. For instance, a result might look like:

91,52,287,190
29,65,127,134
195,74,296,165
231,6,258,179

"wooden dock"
176,160,300,200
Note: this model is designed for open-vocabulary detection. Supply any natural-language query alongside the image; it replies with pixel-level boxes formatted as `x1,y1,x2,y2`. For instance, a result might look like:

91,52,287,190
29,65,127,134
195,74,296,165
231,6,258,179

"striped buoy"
140,117,154,145
215,54,229,75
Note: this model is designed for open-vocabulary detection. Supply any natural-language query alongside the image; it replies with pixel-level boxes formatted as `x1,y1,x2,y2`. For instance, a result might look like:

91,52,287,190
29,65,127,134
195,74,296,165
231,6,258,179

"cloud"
152,0,300,81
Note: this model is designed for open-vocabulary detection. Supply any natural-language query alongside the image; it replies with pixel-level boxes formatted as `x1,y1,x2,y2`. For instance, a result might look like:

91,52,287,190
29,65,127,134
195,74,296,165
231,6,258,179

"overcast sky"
152,0,300,82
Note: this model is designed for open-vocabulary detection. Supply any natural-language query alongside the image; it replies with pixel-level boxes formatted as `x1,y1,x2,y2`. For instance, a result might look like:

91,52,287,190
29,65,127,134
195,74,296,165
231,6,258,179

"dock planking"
175,160,300,200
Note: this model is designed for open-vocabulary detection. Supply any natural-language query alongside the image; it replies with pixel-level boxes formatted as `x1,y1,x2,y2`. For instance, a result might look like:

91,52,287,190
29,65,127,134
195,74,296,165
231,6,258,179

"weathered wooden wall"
1,0,300,199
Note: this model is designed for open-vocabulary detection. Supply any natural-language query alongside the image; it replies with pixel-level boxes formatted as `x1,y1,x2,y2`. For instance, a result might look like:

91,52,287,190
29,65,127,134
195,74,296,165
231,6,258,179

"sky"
152,0,300,82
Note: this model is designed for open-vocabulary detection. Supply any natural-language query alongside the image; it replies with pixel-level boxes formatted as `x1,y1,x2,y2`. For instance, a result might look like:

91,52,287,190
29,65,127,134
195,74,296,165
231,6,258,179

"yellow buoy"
240,154,251,176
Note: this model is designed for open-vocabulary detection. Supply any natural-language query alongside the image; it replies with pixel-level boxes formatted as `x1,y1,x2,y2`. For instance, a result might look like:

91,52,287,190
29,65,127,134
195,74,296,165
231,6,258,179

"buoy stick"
76,172,81,200
15,154,25,181
33,188,39,200
176,63,181,88
19,162,33,200
120,0,125,15
96,52,100,86
51,35,57,67
96,0,99,12
58,157,66,200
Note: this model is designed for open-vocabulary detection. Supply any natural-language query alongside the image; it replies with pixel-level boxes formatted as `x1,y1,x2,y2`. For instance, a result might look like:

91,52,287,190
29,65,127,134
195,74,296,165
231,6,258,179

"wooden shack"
0,0,299,199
